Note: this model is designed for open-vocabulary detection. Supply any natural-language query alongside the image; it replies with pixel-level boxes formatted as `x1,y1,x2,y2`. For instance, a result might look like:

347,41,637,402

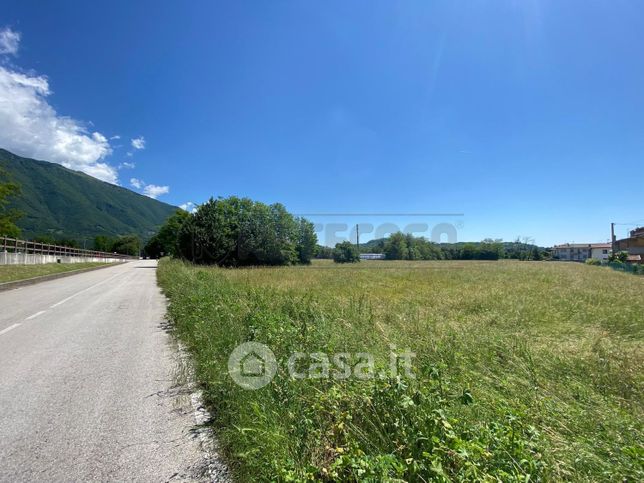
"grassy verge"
158,258,643,481
0,262,107,284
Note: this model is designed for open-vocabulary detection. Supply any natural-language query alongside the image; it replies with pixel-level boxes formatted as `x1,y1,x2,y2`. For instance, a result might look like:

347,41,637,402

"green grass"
158,259,644,481
0,262,107,284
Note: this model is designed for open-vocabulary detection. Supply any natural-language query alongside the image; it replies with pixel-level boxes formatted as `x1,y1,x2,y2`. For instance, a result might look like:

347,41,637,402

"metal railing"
1,237,136,260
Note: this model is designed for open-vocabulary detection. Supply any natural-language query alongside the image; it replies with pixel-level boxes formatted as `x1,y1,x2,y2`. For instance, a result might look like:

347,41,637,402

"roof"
553,243,611,249
627,254,642,262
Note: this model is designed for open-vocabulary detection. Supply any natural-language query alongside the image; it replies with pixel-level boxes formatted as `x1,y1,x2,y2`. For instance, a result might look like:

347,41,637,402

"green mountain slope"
0,148,177,242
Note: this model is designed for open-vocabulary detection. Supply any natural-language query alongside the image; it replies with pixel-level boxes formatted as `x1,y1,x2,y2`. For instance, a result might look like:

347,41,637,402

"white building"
553,243,611,262
360,253,386,260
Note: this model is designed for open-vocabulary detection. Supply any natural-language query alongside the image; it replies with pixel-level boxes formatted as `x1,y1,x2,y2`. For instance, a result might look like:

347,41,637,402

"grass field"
0,262,107,284
158,259,643,481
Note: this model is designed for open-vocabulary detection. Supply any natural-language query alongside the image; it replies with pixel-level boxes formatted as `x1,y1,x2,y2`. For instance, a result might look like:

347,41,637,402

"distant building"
615,227,644,263
553,243,611,262
360,253,386,260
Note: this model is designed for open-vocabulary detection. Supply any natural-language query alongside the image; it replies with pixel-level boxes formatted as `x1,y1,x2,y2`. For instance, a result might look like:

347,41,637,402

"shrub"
609,251,628,263
585,258,601,265
333,241,360,263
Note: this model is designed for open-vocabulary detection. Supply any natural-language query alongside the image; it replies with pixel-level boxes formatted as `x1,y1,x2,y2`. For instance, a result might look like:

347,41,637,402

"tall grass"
158,259,643,481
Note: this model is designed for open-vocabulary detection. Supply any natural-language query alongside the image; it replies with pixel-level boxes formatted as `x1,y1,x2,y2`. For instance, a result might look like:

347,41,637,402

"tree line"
315,233,548,262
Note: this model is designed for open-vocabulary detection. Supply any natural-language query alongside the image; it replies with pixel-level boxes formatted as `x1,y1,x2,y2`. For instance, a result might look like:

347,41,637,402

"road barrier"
1,237,136,265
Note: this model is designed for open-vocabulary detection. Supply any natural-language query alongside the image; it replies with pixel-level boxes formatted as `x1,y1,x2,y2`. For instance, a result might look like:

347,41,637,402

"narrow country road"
0,260,220,482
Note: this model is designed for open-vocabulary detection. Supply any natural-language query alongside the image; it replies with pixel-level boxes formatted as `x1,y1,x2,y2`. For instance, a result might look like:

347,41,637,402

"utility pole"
356,224,360,252
611,222,616,255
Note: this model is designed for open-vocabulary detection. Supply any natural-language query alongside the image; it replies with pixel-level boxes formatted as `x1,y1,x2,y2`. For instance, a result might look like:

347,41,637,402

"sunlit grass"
0,262,107,284
159,258,643,481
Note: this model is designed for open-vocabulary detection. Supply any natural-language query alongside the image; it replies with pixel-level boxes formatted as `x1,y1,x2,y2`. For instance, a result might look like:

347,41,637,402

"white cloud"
180,201,198,213
131,136,145,150
143,184,169,199
119,161,135,169
110,134,121,140
129,177,169,199
0,27,20,56
0,35,118,183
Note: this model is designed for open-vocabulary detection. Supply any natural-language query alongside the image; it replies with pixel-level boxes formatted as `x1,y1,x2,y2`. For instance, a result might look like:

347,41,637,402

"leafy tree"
416,238,444,260
144,209,189,258
384,232,409,260
33,235,81,248
55,238,80,248
296,218,317,264
33,235,58,245
315,245,334,259
177,196,316,266
0,168,22,237
333,241,360,263
479,239,503,260
112,235,140,256
94,235,116,252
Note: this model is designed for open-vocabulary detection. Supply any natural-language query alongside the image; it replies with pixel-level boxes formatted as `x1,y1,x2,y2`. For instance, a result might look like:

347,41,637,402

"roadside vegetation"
159,258,644,481
0,262,107,284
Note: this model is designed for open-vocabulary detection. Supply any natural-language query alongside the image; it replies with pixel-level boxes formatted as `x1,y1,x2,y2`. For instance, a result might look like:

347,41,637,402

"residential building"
615,227,644,263
553,243,611,262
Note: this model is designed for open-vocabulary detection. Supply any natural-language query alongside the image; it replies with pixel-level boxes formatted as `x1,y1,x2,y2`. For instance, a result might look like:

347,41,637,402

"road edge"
0,262,126,292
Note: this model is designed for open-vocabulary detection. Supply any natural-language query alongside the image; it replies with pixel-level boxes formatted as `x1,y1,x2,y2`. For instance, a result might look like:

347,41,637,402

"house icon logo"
228,342,277,390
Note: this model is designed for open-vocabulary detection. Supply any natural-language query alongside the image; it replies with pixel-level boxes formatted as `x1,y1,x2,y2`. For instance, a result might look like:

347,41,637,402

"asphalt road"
0,260,219,482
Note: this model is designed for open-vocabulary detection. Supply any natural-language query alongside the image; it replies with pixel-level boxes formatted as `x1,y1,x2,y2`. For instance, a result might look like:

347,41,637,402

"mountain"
0,148,178,242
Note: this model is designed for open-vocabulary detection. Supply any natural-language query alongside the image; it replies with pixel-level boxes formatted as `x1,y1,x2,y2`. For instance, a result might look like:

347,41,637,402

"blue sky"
1,0,643,246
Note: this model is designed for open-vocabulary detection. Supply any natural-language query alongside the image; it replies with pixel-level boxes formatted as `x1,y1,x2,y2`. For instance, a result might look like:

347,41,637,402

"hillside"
0,148,177,242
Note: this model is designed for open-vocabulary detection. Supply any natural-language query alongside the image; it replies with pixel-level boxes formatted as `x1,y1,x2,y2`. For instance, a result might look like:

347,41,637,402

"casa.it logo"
227,342,278,390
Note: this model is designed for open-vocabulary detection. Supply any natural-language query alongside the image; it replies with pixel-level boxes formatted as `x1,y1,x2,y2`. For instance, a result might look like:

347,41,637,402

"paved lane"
0,260,211,481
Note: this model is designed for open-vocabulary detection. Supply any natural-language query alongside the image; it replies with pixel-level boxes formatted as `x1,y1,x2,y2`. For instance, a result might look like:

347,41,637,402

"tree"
112,235,140,256
176,196,315,266
0,168,22,237
333,241,360,263
315,245,334,259
479,239,503,260
384,232,409,260
94,235,115,252
144,209,189,258
296,218,317,264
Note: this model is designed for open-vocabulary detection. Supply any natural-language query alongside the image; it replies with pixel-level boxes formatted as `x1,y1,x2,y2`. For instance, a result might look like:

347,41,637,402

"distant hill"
0,148,178,242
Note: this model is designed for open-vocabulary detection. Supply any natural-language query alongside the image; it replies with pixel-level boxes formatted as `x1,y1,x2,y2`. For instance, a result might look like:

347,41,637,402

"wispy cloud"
129,178,143,189
118,161,135,169
131,136,145,150
0,27,20,56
